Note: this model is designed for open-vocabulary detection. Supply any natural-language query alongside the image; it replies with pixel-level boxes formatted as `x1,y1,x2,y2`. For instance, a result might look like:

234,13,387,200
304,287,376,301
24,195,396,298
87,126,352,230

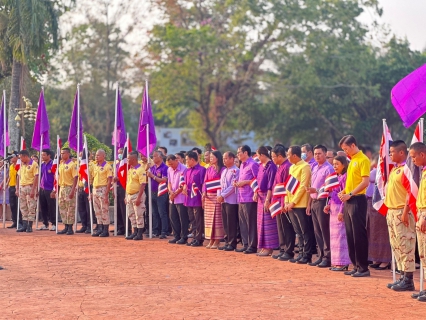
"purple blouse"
257,160,277,193
329,172,347,213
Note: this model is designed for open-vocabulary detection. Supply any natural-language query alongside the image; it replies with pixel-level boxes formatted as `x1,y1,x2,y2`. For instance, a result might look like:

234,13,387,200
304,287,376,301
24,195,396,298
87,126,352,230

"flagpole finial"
77,83,80,88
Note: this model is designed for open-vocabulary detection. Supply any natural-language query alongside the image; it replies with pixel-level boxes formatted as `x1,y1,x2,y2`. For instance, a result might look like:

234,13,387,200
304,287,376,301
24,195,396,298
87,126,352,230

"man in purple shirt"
234,145,259,254
166,154,189,244
183,151,206,247
306,145,334,268
218,151,240,251
38,149,56,231
147,150,169,238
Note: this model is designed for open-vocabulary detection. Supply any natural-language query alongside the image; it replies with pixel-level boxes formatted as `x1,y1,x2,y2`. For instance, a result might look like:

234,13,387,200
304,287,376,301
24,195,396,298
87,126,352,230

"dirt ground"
0,222,425,320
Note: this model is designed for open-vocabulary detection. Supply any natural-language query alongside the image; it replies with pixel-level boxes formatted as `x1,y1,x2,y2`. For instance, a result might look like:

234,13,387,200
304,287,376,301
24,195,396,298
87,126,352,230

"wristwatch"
349,192,353,197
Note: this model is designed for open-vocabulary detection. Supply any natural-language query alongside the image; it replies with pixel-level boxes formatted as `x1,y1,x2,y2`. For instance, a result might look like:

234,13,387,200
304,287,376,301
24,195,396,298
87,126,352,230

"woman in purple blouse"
324,155,351,271
254,146,279,256
202,151,225,249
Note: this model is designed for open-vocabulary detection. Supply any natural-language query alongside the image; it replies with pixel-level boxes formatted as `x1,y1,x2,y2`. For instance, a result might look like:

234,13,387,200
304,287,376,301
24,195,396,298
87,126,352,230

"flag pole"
84,134,94,235
146,80,153,239
55,135,59,234
113,83,118,236
2,91,6,228
75,84,80,232
125,133,129,238
35,87,44,230
420,118,424,292
16,136,22,230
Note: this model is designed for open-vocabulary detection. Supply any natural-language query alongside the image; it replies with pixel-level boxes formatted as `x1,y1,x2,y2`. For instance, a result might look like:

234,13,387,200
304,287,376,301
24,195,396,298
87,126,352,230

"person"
113,148,127,235
326,150,337,165
338,135,370,277
0,157,9,222
125,151,147,240
7,152,21,229
139,153,153,232
192,148,206,167
55,148,78,235
283,145,314,264
254,146,278,257
31,155,39,163
270,145,295,261
367,155,392,270
91,149,113,237
38,149,56,231
218,151,240,251
384,141,416,291
175,152,185,165
147,150,169,238
306,145,334,268
183,151,206,247
234,157,240,168
324,155,351,271
16,150,39,233
234,145,259,254
77,151,95,234
202,150,225,248
158,146,168,156
301,143,316,169
408,142,426,301
167,154,189,244
203,150,211,168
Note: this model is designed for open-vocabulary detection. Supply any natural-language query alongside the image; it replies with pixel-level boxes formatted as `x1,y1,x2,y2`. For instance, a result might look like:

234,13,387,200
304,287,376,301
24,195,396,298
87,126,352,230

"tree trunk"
8,60,22,151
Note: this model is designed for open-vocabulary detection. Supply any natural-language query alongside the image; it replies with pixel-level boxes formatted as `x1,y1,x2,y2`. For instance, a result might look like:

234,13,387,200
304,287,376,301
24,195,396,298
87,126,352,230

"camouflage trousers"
386,208,416,272
416,210,426,277
126,193,146,228
19,185,37,221
93,187,110,225
59,186,76,225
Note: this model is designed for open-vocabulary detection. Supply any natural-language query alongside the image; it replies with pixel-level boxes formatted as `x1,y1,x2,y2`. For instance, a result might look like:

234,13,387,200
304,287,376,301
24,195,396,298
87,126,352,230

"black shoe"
17,221,27,233
26,221,33,233
92,224,103,237
191,240,203,247
318,260,331,268
351,270,371,277
94,224,100,231
159,234,167,239
76,226,87,233
224,246,235,251
330,265,349,272
391,277,415,291
235,247,248,253
344,269,357,276
411,290,426,299
272,252,283,259
375,263,391,270
7,223,17,229
57,224,68,234
369,262,381,268
218,244,229,250
289,255,303,263
126,228,138,240
168,238,180,244
116,229,125,236
85,228,92,234
133,228,143,241
99,225,109,237
418,293,426,302
177,238,187,245
296,256,311,264
278,252,293,261
187,239,196,246
387,276,404,289
243,248,257,254
66,224,74,235
308,258,322,266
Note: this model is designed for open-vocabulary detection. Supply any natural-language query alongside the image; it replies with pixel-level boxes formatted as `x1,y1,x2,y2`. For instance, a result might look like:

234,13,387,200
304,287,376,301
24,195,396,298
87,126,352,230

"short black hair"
364,146,373,154
390,140,407,155
19,150,30,157
175,152,185,159
186,151,198,161
289,145,302,158
313,144,327,154
129,151,139,158
339,135,358,147
158,146,168,154
238,145,251,156
61,147,71,153
409,142,426,153
301,144,313,153
224,151,236,159
272,145,288,158
166,154,177,161
257,146,270,158
192,147,202,155
42,149,52,158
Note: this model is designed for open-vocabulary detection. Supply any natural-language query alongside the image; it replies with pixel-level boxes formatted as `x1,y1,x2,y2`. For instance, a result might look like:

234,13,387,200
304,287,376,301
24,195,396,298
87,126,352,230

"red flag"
79,138,89,193
118,137,130,189
15,137,26,171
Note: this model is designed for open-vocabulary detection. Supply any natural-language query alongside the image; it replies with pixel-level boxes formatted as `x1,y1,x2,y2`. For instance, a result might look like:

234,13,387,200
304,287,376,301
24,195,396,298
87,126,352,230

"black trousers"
288,207,314,259
238,202,258,250
170,202,189,240
39,188,56,226
277,211,295,256
9,186,22,224
311,199,330,261
116,184,130,232
344,195,368,272
78,189,98,227
187,206,204,242
222,203,239,249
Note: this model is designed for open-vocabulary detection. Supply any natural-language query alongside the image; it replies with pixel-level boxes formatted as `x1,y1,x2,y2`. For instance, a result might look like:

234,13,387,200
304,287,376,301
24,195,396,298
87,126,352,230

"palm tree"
0,0,61,150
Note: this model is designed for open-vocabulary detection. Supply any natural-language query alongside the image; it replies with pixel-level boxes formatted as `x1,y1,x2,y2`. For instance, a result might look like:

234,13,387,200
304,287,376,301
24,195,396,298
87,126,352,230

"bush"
62,133,113,159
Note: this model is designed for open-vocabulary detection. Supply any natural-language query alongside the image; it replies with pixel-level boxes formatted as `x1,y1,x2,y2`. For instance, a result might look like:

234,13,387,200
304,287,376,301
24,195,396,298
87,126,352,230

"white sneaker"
50,225,56,231
39,225,49,230
188,233,194,238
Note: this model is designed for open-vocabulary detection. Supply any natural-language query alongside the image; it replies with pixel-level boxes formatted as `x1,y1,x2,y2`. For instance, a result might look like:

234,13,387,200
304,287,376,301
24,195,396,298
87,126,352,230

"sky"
372,0,426,51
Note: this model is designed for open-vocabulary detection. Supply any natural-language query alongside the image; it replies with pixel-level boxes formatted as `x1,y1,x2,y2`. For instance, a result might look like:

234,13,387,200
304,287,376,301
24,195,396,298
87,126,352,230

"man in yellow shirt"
385,140,416,292
283,145,314,264
16,150,39,233
55,148,78,235
338,135,370,277
91,149,113,237
6,152,21,228
408,142,426,302
125,151,147,241
77,151,95,234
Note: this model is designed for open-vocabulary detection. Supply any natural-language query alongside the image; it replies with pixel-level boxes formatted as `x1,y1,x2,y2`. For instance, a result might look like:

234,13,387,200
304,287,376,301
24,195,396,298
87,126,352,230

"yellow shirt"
138,159,153,172
204,163,210,169
9,164,17,187
18,160,39,186
58,160,78,187
345,151,370,194
78,162,94,188
200,160,206,167
417,169,426,209
285,160,311,208
384,165,407,209
126,164,147,195
93,161,113,188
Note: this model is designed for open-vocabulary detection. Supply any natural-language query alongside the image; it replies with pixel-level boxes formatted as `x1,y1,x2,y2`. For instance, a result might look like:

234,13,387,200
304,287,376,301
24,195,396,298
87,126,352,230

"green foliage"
62,133,112,160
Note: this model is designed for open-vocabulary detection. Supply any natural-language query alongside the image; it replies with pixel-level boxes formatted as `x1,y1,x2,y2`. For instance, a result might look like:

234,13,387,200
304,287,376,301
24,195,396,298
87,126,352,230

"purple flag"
0,94,10,156
31,90,50,150
68,89,83,152
112,90,127,150
137,84,156,157
391,64,426,128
